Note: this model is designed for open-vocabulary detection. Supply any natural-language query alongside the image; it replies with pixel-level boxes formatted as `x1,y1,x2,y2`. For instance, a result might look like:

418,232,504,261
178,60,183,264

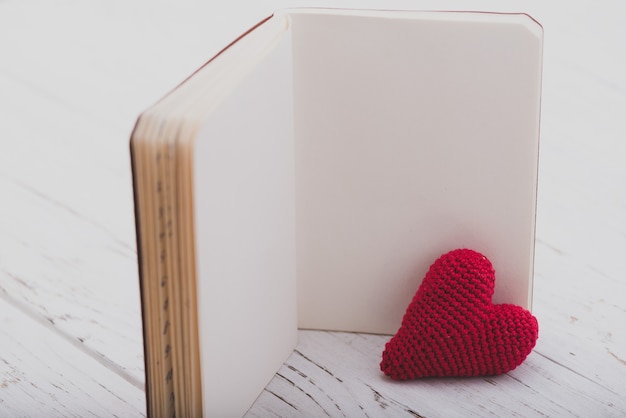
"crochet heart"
380,249,538,379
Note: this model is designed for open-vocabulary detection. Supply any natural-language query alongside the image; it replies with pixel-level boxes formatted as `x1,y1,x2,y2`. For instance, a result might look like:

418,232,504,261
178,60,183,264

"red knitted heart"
380,249,538,379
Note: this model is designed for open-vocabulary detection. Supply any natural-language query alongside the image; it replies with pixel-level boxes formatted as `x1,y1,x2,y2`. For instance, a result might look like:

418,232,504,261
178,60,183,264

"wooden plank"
0,43,145,386
0,295,145,417
0,175,145,387
247,330,626,417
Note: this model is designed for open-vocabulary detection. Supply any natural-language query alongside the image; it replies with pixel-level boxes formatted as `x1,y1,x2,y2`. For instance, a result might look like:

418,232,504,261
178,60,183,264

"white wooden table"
1,1,625,416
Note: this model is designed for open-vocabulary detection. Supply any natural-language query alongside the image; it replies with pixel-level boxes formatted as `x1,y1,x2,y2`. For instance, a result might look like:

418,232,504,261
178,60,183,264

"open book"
130,8,543,417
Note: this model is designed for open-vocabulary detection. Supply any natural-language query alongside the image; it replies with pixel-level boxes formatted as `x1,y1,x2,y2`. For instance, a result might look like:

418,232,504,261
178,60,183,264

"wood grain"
0,295,145,417
1,0,625,416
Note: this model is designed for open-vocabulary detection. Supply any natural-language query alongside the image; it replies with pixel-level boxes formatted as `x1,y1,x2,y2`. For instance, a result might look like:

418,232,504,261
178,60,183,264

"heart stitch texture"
380,249,538,379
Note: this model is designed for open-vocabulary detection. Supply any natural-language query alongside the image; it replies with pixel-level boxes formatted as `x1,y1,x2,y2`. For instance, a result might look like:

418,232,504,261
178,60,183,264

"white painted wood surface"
1,0,625,416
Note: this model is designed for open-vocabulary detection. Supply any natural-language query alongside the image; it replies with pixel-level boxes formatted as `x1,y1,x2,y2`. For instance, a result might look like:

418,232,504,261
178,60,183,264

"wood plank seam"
0,277,144,392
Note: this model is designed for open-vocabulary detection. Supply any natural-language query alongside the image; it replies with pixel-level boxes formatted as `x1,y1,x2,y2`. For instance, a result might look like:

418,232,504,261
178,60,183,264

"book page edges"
130,13,293,418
